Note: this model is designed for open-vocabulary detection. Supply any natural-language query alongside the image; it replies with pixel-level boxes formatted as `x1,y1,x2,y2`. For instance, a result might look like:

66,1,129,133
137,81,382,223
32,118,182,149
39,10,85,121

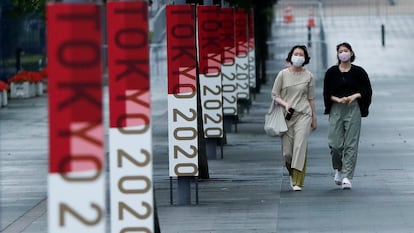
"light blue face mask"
291,55,305,67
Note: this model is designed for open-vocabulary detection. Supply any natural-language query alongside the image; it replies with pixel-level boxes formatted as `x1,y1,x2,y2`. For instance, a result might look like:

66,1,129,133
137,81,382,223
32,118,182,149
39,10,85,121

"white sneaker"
289,176,294,189
342,177,352,189
334,170,343,185
293,185,302,191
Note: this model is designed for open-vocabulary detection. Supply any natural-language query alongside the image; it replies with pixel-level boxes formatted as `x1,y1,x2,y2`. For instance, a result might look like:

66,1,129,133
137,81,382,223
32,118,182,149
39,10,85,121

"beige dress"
272,68,314,171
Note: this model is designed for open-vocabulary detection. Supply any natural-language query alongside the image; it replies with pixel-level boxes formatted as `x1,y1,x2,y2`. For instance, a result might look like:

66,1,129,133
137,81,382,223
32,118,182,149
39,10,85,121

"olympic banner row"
166,5,256,177
47,2,256,232
47,1,153,233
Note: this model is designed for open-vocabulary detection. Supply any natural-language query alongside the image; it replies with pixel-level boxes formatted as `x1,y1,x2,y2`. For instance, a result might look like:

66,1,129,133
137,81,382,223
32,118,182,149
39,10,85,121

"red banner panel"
248,9,255,49
220,8,236,65
197,5,221,75
107,1,150,128
235,9,248,57
48,3,103,173
166,5,197,95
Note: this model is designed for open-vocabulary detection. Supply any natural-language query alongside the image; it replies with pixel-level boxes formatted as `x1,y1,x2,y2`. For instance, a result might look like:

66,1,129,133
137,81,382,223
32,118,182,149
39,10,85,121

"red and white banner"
197,5,223,138
47,3,105,233
166,5,199,177
220,7,238,116
248,9,256,89
107,1,153,232
235,9,250,100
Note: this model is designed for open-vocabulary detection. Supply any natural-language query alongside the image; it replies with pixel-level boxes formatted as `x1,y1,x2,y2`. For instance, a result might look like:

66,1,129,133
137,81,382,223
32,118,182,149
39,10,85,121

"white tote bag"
264,100,288,136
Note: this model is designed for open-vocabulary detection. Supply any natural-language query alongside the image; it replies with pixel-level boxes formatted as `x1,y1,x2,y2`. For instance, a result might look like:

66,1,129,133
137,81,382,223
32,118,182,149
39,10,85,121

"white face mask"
338,51,351,62
291,55,305,67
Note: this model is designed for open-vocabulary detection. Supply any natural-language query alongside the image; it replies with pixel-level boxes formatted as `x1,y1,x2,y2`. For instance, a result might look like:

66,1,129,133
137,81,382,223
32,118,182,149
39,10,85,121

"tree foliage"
10,0,46,18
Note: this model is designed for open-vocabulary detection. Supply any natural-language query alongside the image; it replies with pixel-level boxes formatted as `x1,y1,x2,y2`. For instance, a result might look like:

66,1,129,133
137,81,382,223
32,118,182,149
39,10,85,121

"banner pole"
166,2,198,206
47,0,106,232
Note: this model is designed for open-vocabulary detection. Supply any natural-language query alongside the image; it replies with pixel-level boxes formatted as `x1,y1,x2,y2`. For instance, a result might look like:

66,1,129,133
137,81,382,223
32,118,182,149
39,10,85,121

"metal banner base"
169,176,199,205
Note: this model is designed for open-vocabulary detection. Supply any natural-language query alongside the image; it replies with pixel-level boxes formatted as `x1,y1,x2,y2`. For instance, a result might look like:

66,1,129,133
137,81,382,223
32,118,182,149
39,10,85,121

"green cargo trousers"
328,101,361,179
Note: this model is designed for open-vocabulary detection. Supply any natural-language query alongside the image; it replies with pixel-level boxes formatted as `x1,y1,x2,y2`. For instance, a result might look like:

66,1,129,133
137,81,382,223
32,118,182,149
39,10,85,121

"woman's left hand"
346,93,361,104
311,117,317,131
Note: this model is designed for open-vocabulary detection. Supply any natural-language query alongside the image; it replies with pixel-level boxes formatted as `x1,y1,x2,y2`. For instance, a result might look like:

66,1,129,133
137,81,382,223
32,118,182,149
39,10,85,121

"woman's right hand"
285,104,291,113
338,97,349,104
275,97,290,112
332,96,348,104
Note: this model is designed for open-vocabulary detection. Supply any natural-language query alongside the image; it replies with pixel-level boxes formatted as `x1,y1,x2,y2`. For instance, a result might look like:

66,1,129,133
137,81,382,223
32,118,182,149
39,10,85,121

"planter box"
43,80,48,93
2,91,8,106
30,83,36,97
10,82,31,98
36,82,44,96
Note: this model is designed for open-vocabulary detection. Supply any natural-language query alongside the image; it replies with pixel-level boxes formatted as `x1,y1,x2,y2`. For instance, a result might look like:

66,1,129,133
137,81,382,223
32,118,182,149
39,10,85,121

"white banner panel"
168,94,199,177
109,128,153,233
199,72,224,138
221,64,237,115
249,48,256,89
48,173,105,233
235,55,250,100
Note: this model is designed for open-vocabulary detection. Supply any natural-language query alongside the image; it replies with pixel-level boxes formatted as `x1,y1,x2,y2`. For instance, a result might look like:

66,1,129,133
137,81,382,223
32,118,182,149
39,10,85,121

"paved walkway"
1,4,414,233
155,14,414,233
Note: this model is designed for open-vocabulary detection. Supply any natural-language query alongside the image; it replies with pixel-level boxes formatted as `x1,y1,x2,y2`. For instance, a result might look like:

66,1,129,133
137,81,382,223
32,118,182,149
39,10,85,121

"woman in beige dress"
272,45,317,191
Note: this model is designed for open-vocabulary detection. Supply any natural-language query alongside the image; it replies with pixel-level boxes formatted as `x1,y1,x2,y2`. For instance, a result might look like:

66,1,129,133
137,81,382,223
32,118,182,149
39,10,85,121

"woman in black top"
323,42,372,189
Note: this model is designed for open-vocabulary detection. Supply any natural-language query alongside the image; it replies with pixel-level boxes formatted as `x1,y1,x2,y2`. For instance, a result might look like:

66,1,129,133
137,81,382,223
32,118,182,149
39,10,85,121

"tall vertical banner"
47,3,105,233
197,5,223,138
166,5,199,177
107,1,153,233
248,9,256,89
234,9,250,101
220,8,238,116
